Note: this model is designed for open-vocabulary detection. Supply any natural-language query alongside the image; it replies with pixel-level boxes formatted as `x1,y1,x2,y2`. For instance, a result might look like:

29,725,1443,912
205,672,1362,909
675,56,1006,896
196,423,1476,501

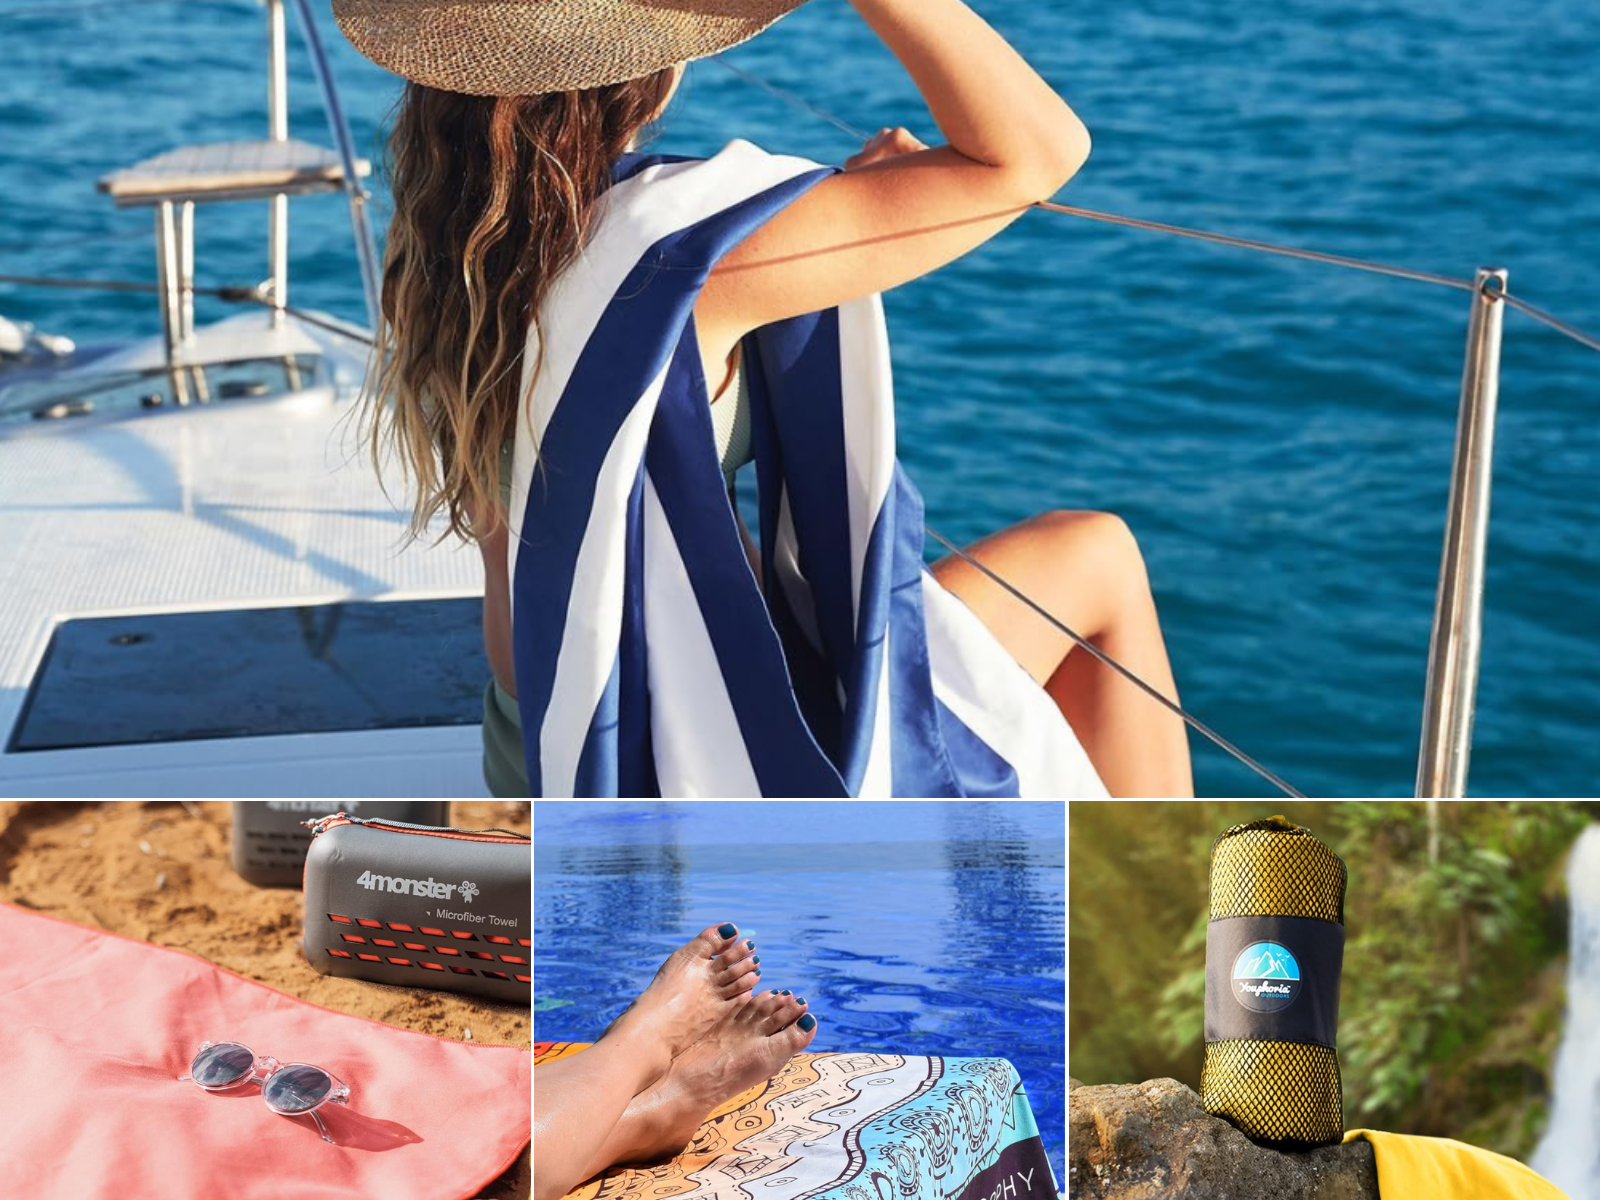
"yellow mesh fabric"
1202,816,1347,1149
1203,1040,1344,1147
1208,816,1346,924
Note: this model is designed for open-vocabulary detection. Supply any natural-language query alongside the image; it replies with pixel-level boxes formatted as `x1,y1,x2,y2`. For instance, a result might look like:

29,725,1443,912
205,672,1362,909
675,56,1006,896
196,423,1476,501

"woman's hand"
845,126,929,171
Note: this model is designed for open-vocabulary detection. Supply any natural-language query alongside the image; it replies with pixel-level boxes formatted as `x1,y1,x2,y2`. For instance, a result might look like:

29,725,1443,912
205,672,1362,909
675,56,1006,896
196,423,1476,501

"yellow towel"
1344,1130,1572,1200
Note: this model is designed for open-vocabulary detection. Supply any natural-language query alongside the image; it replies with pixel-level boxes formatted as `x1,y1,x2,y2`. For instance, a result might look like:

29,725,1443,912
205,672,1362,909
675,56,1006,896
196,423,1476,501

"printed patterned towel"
535,1043,1057,1200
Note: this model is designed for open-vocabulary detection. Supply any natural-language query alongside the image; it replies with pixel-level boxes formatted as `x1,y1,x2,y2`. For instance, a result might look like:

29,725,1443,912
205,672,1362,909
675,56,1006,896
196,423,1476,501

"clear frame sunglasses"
179,1040,351,1143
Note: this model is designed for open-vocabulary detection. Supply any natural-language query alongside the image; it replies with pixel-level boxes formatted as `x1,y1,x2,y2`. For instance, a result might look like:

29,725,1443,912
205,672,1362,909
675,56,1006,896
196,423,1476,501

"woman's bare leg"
534,1029,672,1200
575,992,818,1179
932,510,1193,797
533,923,760,1200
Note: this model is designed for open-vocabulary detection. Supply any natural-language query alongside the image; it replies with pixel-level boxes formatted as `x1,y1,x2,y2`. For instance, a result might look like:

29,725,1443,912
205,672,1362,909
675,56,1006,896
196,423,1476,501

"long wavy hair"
366,68,679,543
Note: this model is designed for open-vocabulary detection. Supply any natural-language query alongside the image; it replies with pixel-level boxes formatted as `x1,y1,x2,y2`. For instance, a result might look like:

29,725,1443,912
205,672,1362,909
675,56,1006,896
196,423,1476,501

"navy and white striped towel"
508,139,1106,798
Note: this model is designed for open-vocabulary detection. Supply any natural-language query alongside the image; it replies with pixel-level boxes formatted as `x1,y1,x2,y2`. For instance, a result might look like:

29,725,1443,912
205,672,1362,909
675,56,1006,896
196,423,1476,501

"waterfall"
1531,823,1600,1200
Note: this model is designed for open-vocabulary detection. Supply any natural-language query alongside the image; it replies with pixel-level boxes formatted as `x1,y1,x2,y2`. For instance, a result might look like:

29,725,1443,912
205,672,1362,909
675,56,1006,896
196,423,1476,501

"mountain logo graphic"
1230,940,1302,1013
1234,944,1300,981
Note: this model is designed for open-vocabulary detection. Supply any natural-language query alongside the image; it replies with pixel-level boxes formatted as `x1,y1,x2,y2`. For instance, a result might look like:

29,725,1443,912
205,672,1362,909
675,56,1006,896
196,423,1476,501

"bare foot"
599,991,819,1167
603,923,761,1064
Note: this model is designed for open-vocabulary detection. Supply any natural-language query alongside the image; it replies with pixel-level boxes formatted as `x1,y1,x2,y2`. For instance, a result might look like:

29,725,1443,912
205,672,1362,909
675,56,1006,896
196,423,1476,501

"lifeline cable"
925,526,1305,798
1202,815,1347,1150
707,57,1600,354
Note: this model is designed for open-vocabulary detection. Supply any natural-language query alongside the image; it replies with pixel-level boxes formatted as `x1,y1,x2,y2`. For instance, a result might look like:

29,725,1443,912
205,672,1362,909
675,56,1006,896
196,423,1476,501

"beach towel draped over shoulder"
509,139,1106,798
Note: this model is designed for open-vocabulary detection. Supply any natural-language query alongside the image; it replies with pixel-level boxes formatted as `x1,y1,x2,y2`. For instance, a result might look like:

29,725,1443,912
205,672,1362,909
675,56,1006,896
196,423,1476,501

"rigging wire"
709,56,1600,352
1502,293,1600,357
1034,200,1475,293
0,273,182,296
7,58,1596,352
711,59,872,142
0,273,371,343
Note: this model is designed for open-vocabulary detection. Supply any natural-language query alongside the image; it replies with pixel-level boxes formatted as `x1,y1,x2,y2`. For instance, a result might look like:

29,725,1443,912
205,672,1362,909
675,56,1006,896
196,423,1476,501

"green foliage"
1069,801,1597,1158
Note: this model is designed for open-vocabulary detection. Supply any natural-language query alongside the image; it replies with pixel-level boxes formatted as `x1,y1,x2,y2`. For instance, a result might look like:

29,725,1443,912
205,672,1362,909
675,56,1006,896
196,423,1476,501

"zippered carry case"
302,814,530,1005
232,801,449,886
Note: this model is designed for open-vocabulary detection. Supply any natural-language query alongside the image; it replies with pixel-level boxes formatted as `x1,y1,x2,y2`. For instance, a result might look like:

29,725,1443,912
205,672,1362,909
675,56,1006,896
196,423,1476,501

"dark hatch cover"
8,598,488,752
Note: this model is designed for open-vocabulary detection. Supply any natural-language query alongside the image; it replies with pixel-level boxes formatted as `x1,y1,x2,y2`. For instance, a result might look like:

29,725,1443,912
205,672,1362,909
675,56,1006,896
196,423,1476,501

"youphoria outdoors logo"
1231,940,1303,1013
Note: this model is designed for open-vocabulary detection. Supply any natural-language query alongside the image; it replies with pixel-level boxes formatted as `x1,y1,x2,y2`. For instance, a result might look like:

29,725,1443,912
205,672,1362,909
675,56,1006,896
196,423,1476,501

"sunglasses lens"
191,1043,256,1087
262,1064,332,1114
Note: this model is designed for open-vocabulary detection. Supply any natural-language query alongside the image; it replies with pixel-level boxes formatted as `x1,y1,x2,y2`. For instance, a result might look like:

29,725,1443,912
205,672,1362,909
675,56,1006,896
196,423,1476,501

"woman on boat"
338,0,1193,798
532,923,808,1200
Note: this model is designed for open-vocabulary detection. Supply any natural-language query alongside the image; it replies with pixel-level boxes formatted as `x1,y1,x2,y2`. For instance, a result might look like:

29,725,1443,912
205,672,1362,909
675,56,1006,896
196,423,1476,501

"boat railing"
284,0,382,329
4,2,1599,798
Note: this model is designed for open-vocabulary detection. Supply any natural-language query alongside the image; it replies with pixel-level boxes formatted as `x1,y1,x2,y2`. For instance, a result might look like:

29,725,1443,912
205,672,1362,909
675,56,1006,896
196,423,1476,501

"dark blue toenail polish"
746,940,755,950
755,969,761,976
797,1014,816,1032
717,923,737,939
796,997,806,1005
752,956,760,964
782,990,791,996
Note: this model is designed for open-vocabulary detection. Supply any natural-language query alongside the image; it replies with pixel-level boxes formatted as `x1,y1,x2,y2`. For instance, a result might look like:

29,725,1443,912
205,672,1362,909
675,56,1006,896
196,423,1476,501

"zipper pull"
301,813,358,836
301,814,529,840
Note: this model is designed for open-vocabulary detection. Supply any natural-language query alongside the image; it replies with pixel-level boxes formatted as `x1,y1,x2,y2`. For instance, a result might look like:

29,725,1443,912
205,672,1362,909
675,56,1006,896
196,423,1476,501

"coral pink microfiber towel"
0,901,530,1200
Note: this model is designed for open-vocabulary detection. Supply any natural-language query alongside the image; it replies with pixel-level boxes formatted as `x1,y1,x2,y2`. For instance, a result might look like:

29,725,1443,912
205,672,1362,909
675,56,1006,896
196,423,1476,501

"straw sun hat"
333,0,812,97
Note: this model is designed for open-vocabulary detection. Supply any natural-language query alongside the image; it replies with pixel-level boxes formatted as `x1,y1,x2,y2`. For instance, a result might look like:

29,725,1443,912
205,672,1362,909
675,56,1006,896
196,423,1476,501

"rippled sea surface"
3,0,1599,795
534,801,1066,1184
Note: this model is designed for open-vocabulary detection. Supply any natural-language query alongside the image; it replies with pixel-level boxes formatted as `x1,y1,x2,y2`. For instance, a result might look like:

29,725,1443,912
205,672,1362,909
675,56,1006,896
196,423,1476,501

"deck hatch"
7,598,487,752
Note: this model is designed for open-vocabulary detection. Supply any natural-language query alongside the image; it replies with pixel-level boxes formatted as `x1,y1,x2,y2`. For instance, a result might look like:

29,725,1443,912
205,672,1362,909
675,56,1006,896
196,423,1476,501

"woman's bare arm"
697,0,1089,343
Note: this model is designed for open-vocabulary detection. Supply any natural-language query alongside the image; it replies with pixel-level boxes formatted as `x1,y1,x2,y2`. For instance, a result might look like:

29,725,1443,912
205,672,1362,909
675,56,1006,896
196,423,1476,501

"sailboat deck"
0,345,487,797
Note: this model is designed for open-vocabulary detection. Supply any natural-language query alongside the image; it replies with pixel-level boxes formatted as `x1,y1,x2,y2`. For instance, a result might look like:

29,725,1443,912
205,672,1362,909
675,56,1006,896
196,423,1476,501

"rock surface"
1069,1077,1379,1200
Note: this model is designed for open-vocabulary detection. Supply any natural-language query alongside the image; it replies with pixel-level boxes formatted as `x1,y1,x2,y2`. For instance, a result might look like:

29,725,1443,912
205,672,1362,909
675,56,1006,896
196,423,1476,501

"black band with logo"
1204,914,1344,1048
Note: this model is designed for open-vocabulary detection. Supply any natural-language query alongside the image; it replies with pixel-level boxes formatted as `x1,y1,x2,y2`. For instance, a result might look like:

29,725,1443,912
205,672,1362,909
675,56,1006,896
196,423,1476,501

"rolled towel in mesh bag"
1201,815,1347,1150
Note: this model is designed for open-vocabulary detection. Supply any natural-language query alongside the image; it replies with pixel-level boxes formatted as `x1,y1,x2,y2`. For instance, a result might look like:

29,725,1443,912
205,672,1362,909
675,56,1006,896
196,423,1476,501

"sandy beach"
0,800,530,1200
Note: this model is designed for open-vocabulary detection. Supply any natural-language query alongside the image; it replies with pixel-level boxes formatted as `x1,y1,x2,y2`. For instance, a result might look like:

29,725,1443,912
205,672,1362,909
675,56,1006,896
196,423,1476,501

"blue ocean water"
2,0,1598,796
534,801,1066,1186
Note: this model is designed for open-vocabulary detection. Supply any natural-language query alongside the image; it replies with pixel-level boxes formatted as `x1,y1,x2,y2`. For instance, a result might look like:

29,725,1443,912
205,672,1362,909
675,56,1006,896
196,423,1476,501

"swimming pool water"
534,801,1066,1188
